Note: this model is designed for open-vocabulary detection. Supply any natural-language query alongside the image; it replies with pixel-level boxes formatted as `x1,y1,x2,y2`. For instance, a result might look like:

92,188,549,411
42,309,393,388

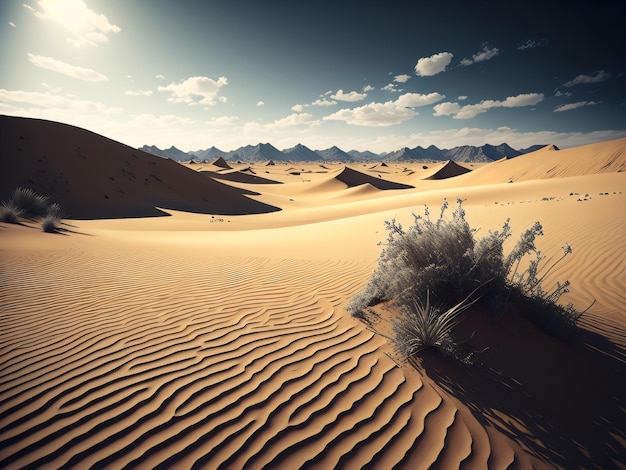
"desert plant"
46,202,62,219
391,289,478,360
347,198,506,312
41,215,60,233
0,204,23,224
9,187,50,218
347,198,587,352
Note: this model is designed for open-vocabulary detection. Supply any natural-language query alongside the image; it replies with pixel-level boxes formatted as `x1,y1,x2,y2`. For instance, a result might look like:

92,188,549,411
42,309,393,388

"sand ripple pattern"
1,248,530,469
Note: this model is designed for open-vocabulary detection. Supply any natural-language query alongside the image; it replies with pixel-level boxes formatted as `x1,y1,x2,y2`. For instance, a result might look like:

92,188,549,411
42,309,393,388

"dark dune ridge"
0,115,280,218
423,160,472,180
335,166,414,190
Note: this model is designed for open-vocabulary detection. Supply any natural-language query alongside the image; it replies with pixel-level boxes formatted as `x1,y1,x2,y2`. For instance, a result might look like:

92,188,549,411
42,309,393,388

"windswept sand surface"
1,117,625,468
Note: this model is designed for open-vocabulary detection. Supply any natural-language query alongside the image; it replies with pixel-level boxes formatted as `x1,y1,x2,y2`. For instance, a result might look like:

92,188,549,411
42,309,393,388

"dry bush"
347,198,587,360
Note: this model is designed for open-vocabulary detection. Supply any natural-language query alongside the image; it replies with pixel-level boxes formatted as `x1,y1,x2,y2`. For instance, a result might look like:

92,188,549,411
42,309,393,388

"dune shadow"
416,308,626,468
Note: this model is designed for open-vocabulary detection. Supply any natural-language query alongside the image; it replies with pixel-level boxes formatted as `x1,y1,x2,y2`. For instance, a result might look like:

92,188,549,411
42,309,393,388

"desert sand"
1,116,625,469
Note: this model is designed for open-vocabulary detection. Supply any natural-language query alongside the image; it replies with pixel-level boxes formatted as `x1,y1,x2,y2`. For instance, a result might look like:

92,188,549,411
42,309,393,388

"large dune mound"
335,166,414,190
443,138,626,187
422,160,472,180
0,116,279,218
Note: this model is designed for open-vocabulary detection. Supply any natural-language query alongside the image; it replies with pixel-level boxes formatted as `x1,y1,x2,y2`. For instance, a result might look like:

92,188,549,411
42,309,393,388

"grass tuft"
391,289,477,360
0,204,23,224
9,187,50,218
41,215,61,233
2,188,64,233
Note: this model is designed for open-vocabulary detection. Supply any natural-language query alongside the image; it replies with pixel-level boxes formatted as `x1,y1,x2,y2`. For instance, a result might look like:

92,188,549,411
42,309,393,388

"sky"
1,0,625,153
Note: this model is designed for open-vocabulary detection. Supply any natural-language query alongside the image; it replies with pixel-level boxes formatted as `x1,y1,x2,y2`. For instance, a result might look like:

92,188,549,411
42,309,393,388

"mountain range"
139,142,547,163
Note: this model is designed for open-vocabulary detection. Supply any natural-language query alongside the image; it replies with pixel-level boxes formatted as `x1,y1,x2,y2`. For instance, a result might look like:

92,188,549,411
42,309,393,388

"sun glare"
29,0,121,47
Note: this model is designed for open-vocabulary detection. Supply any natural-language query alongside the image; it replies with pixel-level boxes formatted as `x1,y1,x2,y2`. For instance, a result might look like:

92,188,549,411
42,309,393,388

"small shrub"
0,204,23,223
3,188,64,230
348,198,588,359
41,215,60,233
9,187,50,218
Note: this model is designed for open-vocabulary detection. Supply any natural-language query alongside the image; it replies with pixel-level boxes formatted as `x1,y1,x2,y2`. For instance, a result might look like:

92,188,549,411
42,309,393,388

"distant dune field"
1,116,625,469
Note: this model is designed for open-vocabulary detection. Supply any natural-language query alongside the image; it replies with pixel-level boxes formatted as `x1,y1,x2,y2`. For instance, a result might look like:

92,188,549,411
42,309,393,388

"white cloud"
9,21,17,27
362,85,374,92
330,89,368,102
158,76,228,106
461,45,500,66
293,98,336,111
554,89,573,97
414,52,453,76
27,53,108,82
434,93,544,119
433,102,463,117
564,70,611,87
323,93,444,127
125,90,153,97
517,39,547,50
324,101,417,127
395,92,445,108
256,101,265,106
458,95,468,100
554,101,599,112
488,93,544,108
394,74,411,83
25,0,120,47
0,88,123,122
311,98,336,106
270,113,316,128
382,83,401,92
155,74,165,80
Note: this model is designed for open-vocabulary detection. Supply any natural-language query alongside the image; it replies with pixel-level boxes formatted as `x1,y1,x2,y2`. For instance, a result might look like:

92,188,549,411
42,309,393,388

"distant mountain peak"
141,141,542,163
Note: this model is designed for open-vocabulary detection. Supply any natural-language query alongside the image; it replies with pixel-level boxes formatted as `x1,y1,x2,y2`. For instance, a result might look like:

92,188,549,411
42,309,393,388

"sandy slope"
1,116,625,469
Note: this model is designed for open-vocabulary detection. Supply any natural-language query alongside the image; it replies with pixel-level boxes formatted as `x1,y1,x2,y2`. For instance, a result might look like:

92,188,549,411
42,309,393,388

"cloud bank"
323,92,445,127
433,93,544,119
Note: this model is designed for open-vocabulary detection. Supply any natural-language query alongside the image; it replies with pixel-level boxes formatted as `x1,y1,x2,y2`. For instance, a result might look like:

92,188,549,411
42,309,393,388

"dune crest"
335,166,414,190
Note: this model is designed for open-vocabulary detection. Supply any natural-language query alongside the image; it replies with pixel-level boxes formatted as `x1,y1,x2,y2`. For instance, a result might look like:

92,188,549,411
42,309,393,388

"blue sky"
1,0,625,153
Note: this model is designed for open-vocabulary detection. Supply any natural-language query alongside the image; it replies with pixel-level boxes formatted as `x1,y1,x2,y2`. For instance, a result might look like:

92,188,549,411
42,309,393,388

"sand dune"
421,160,472,180
210,156,232,169
333,166,414,190
436,138,626,187
1,117,625,469
0,243,550,469
0,116,279,218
